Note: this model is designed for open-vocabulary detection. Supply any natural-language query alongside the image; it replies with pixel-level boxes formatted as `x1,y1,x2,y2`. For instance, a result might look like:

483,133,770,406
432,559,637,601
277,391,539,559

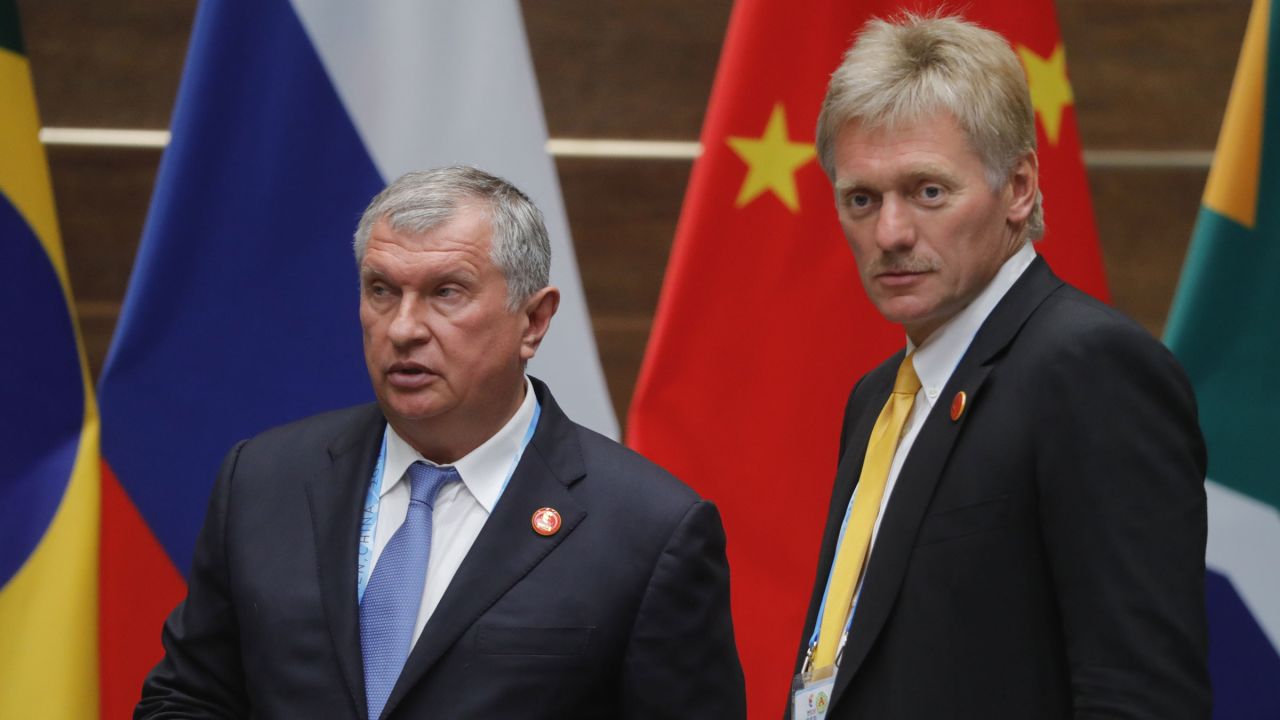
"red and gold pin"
531,507,562,536
950,391,967,422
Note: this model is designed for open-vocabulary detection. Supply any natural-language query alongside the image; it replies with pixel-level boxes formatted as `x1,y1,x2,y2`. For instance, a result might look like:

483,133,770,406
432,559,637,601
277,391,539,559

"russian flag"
96,1,616,715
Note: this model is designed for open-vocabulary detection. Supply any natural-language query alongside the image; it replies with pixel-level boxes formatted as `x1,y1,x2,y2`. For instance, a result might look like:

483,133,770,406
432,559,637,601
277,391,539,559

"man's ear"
519,286,560,362
1005,152,1039,225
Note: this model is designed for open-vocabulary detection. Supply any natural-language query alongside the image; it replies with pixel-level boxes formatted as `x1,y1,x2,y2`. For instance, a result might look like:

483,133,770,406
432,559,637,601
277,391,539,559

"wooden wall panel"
17,0,193,128
556,157,692,419
1061,0,1250,149
13,0,1253,427
44,146,160,377
1088,166,1208,335
522,0,732,139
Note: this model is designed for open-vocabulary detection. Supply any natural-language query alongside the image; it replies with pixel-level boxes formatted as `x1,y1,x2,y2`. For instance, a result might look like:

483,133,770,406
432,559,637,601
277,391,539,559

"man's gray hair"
816,13,1044,240
353,166,552,309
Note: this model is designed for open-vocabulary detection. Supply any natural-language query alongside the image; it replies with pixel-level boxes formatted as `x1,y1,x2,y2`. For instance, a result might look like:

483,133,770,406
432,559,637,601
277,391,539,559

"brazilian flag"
0,0,100,716
1165,0,1280,716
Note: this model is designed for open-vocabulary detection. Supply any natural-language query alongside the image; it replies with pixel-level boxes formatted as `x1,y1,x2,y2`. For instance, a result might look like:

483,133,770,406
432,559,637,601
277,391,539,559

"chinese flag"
627,1,1107,717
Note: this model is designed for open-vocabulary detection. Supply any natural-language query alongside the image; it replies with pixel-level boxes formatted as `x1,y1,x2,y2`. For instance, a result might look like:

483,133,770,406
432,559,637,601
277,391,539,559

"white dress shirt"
369,376,537,647
869,242,1036,552
835,242,1036,660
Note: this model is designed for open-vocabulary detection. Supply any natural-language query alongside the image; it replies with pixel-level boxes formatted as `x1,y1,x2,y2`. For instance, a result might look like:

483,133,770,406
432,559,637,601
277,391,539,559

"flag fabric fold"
627,1,1106,715
0,1,100,716
1165,0,1280,715
97,1,614,715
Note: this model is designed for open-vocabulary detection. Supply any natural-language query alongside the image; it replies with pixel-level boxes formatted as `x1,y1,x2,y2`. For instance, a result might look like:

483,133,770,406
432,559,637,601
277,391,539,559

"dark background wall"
16,0,1251,426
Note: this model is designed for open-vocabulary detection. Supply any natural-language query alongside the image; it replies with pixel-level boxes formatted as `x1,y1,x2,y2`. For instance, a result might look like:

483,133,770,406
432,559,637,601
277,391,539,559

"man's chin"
873,297,929,325
377,392,451,424
391,407,447,423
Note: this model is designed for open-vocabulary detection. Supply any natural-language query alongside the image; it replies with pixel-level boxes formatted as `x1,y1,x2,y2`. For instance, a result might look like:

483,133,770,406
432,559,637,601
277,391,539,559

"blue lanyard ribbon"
807,483,863,660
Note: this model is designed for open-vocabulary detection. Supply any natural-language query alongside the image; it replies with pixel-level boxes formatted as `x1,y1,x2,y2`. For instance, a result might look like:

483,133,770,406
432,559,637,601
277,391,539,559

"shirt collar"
381,375,537,512
907,243,1036,402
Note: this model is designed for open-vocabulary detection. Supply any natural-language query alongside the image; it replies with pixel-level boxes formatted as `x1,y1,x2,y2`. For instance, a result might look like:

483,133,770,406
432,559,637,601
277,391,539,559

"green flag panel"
1166,207,1280,511
0,0,22,56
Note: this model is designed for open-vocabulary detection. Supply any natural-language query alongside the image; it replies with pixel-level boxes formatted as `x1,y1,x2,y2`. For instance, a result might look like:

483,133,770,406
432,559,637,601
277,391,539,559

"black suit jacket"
793,258,1210,719
138,379,745,719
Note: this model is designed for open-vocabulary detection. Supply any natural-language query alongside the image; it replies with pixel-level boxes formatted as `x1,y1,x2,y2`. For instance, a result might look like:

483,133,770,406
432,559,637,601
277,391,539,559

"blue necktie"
360,462,459,720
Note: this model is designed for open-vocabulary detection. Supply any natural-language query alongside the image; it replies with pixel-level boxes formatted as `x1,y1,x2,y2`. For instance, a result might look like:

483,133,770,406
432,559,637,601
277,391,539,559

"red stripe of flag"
99,461,186,719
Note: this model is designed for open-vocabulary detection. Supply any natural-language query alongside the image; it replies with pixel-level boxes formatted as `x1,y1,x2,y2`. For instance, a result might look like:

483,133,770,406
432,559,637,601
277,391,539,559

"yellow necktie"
813,354,921,668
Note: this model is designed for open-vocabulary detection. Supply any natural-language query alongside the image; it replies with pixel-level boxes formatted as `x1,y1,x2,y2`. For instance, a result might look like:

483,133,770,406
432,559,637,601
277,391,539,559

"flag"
0,0,100,716
96,1,616,715
627,1,1107,715
1164,0,1280,715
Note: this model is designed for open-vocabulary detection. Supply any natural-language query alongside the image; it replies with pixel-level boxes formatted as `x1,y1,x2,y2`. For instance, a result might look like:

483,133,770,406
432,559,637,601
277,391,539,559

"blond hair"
816,13,1044,240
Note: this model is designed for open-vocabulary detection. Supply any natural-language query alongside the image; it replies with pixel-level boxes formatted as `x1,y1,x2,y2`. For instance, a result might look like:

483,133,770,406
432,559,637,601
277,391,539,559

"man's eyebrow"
905,163,961,184
834,177,865,195
871,159,970,187
359,266,389,282
835,164,962,194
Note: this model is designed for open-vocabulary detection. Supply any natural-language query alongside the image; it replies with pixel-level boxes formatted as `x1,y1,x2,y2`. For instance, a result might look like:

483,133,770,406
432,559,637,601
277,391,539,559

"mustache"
867,254,939,275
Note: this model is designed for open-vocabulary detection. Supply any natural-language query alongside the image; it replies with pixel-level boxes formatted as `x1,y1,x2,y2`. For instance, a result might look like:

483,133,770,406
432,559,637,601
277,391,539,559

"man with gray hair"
138,166,746,719
791,15,1209,719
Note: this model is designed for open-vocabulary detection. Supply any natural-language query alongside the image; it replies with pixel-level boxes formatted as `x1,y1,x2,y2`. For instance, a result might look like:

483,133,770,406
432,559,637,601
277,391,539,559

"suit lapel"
305,404,386,720
831,257,1063,705
830,364,994,704
382,380,587,717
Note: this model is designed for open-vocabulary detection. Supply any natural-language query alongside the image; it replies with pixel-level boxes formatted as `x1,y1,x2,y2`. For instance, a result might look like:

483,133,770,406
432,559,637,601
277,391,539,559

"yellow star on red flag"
1017,44,1074,146
727,103,816,212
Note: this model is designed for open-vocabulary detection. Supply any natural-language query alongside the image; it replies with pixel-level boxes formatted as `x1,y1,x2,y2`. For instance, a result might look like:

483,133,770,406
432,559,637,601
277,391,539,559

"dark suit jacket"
793,258,1210,719
138,379,745,719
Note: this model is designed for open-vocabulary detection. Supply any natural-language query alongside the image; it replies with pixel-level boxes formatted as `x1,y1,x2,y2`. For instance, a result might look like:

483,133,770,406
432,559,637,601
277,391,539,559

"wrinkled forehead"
839,109,977,151
838,107,981,153
836,110,978,161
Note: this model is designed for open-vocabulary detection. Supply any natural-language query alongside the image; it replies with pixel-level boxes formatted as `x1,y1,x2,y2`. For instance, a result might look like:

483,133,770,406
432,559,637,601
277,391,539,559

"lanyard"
357,430,390,602
356,399,541,602
806,481,863,670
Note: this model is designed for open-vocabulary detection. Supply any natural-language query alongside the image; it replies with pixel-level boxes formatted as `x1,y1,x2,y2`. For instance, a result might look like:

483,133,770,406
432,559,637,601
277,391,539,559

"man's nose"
874,195,915,251
387,297,430,346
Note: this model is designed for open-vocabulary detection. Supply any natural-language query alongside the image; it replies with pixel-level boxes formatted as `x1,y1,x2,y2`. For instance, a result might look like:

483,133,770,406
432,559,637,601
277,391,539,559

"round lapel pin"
950,391,967,422
531,507,562,536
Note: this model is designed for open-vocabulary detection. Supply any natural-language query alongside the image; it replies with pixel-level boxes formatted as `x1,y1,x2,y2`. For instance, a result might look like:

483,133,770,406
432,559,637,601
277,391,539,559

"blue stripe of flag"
99,0,383,574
